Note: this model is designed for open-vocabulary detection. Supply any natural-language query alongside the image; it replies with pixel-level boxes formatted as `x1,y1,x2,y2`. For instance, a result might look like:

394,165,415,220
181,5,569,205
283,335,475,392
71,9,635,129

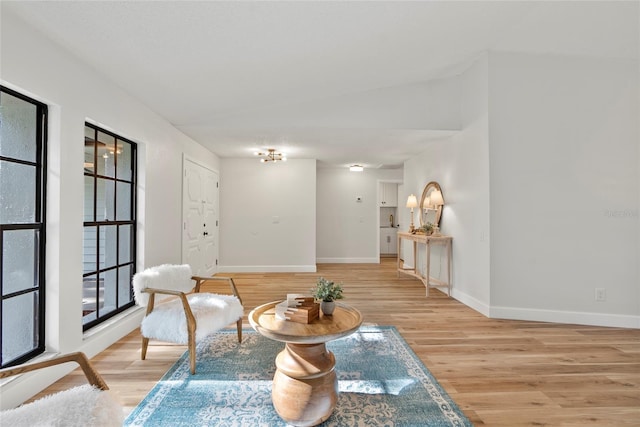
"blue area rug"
125,326,471,426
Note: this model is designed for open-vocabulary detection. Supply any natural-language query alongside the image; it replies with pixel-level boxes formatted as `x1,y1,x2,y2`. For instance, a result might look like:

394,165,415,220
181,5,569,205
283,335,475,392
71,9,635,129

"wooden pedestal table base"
249,301,363,427
273,343,337,426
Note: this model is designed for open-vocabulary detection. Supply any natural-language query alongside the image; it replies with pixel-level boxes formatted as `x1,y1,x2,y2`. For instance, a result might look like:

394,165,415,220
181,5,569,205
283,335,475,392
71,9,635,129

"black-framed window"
83,123,136,330
0,86,48,368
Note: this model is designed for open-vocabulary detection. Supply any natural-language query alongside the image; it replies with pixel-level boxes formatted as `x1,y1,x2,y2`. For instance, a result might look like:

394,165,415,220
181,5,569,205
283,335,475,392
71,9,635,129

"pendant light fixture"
254,148,286,163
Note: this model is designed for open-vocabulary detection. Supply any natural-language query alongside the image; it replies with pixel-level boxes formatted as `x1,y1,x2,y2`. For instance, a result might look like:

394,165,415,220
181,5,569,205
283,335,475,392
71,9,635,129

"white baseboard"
217,265,317,273
316,257,380,264
451,289,490,317
432,289,638,329
489,305,640,329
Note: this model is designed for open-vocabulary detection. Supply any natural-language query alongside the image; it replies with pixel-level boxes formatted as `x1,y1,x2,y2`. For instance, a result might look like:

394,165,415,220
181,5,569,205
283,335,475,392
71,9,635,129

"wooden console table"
397,232,452,296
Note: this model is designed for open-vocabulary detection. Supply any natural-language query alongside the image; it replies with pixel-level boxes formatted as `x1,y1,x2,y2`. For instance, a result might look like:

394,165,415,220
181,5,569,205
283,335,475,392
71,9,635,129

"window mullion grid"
112,151,117,222
82,124,136,330
0,226,4,367
114,137,119,309
0,156,37,167
130,145,137,302
116,225,120,308
35,105,44,223
32,223,40,349
93,126,100,320
95,225,101,319
36,103,47,352
0,86,47,367
92,127,98,226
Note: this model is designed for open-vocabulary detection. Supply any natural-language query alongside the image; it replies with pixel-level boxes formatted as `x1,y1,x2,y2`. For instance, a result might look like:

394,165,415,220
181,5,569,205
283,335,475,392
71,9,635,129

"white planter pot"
320,301,336,316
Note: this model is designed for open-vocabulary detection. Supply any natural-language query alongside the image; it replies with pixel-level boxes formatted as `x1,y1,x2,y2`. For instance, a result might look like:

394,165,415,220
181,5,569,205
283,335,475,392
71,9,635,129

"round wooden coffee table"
249,301,363,427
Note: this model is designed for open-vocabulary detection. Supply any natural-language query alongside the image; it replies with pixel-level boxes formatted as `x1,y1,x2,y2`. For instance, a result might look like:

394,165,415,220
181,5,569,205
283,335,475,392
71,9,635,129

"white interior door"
182,158,219,276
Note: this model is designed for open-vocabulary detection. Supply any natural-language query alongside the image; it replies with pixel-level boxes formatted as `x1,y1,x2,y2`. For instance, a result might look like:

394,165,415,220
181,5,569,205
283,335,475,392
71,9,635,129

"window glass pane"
83,226,97,274
100,225,117,270
97,132,115,178
0,91,37,163
82,274,98,324
84,175,94,221
2,229,38,295
84,126,95,174
0,160,36,224
2,292,38,364
116,141,132,181
95,177,115,221
102,269,117,315
118,225,132,264
116,181,131,221
118,265,132,307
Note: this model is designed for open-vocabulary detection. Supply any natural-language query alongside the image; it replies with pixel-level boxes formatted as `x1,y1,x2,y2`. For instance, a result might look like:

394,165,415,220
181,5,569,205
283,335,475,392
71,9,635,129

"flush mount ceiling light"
349,165,364,172
254,148,286,163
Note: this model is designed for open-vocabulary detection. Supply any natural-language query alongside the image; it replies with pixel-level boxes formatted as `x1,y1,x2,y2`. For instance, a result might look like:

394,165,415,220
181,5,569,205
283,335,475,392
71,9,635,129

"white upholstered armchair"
132,264,244,374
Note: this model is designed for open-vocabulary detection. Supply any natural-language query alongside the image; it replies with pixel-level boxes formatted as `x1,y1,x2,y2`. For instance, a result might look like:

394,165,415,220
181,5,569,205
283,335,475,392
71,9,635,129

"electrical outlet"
595,288,606,302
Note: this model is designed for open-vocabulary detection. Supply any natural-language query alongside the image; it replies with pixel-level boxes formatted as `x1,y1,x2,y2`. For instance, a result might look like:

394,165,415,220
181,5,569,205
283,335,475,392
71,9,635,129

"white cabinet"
378,183,397,207
380,228,398,254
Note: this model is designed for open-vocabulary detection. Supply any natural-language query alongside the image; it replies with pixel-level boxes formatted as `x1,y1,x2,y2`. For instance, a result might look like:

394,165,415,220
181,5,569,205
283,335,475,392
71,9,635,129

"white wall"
316,167,402,263
404,51,639,328
403,54,491,314
219,159,316,272
488,52,639,327
1,9,219,408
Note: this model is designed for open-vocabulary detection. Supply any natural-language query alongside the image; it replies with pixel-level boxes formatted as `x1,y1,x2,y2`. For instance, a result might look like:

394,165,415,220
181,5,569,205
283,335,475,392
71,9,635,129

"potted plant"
311,277,344,315
420,222,435,235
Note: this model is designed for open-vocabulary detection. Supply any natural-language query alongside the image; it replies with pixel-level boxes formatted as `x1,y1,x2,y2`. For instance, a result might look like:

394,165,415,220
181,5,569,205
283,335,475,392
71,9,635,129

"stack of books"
275,294,320,324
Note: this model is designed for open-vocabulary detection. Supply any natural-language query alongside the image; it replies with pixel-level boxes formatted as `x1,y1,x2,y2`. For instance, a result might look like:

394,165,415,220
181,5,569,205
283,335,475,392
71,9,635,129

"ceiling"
4,1,638,168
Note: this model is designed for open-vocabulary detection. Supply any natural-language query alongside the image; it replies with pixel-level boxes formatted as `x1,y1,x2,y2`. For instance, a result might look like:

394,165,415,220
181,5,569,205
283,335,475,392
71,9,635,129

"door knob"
203,232,209,236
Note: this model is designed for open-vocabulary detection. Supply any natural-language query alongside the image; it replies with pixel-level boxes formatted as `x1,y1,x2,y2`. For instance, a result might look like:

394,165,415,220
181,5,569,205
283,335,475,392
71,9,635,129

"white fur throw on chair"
141,293,243,344
0,384,123,427
132,264,193,307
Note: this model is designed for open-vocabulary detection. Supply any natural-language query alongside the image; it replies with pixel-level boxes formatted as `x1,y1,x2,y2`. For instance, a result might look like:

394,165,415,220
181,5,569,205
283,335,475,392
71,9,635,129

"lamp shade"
423,195,431,209
406,194,418,208
430,190,444,206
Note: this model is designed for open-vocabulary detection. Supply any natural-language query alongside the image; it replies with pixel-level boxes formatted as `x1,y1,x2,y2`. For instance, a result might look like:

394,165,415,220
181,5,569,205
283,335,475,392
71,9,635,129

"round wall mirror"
419,181,445,228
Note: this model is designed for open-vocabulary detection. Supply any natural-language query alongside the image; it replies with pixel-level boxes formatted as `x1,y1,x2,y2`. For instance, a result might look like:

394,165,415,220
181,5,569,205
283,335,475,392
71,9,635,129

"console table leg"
426,242,431,297
447,240,452,296
397,234,401,277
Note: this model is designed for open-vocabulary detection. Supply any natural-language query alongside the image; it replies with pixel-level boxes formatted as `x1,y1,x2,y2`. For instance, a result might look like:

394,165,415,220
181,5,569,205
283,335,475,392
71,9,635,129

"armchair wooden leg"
236,319,243,343
141,337,149,360
188,330,196,375
188,345,196,375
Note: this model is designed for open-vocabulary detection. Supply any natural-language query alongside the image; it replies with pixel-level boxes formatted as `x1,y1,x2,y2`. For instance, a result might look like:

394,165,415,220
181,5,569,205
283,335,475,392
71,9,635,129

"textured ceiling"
4,1,638,168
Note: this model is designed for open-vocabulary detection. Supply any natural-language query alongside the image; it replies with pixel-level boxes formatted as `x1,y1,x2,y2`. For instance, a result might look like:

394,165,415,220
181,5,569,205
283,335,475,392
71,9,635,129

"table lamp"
430,189,444,236
406,194,418,232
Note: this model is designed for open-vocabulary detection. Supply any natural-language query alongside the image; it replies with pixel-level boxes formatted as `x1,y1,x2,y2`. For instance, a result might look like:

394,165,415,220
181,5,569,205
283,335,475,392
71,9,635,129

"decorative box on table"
275,294,320,324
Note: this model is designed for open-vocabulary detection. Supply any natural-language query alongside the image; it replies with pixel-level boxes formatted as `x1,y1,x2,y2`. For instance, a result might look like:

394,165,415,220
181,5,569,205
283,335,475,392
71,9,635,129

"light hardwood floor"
35,259,640,426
